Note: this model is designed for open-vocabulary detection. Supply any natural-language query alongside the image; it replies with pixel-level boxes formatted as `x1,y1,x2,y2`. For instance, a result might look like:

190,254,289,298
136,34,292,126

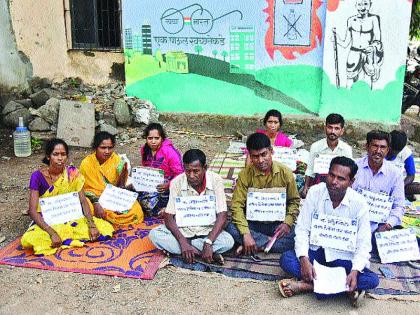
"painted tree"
221,50,228,61
124,50,133,64
155,49,163,68
194,45,203,55
212,49,218,58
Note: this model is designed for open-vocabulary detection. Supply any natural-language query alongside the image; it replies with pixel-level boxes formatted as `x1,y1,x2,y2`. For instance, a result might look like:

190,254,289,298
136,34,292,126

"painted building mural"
122,0,413,123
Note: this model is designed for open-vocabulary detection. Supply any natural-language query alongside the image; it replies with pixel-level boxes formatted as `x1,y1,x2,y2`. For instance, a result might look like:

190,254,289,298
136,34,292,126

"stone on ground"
29,117,51,131
113,99,131,126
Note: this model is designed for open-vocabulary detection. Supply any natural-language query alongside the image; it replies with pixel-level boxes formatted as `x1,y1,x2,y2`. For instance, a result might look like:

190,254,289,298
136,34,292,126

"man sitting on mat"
148,149,234,264
279,157,379,307
226,133,300,255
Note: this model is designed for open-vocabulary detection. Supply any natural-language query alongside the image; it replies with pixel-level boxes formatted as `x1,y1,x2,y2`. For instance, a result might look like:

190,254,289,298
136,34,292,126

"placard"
98,184,138,212
272,146,298,171
40,192,84,225
313,153,337,174
375,229,420,264
131,167,165,192
355,188,393,223
225,141,246,154
246,188,286,222
310,213,358,252
175,195,217,227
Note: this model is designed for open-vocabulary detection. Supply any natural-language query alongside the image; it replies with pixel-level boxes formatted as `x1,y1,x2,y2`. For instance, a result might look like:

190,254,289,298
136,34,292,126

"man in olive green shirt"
226,133,300,255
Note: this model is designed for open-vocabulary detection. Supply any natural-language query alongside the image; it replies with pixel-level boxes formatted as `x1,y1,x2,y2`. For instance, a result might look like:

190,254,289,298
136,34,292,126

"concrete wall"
8,0,124,85
0,0,31,91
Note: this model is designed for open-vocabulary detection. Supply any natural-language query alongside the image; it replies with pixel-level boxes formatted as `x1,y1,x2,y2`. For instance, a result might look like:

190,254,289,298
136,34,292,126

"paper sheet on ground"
131,167,164,193
40,192,84,225
313,260,348,294
98,184,138,212
246,188,286,221
375,229,420,263
175,195,217,227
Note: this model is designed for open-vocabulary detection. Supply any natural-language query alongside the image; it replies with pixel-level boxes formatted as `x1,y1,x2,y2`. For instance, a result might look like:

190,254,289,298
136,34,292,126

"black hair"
42,138,69,165
366,130,390,146
183,149,206,167
141,123,167,162
329,156,358,180
92,131,116,149
325,113,345,128
263,109,283,126
389,130,407,153
246,132,271,151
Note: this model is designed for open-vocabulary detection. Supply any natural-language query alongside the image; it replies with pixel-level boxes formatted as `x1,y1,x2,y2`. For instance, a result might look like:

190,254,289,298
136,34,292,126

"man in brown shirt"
226,133,300,255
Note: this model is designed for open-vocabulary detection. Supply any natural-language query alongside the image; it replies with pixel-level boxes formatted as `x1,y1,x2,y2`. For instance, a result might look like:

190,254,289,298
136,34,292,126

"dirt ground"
0,123,418,314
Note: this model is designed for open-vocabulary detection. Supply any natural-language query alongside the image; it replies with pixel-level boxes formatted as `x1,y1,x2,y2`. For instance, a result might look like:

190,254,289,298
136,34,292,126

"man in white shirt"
279,156,379,307
301,114,353,198
149,149,234,264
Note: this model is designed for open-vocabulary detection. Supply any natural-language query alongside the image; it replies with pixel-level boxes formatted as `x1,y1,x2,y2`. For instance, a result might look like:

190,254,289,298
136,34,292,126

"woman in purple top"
256,109,293,147
138,123,183,216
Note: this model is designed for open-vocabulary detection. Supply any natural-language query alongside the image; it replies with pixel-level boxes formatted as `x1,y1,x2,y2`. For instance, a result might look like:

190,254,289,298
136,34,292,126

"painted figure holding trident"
332,0,383,89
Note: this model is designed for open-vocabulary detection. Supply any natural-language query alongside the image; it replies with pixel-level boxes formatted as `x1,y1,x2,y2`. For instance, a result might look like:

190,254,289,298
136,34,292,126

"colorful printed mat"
0,218,164,280
169,253,420,300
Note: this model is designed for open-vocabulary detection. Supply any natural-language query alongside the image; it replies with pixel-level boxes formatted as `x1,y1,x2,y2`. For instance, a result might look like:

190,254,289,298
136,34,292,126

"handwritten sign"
355,188,393,223
375,229,420,263
131,167,164,193
225,141,246,154
246,188,286,222
98,184,138,212
310,213,358,252
272,147,298,171
175,195,217,227
313,154,337,174
40,192,84,225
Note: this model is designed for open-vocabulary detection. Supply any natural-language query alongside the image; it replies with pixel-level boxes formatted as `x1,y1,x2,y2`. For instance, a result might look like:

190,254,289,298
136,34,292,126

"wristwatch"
204,238,213,246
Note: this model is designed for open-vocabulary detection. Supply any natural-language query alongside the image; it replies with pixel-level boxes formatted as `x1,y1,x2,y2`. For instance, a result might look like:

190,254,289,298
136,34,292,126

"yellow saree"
80,152,144,226
21,166,114,256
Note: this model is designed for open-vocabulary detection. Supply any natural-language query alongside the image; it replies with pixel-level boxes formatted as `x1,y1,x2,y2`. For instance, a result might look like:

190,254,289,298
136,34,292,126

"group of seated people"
17,110,418,307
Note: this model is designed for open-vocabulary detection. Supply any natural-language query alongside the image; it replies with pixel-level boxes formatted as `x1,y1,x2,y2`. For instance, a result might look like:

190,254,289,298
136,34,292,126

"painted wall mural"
122,0,413,123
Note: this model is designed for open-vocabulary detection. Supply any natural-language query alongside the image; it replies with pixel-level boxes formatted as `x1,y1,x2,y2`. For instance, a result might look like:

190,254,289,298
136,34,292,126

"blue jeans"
280,248,379,299
225,221,295,254
149,225,234,254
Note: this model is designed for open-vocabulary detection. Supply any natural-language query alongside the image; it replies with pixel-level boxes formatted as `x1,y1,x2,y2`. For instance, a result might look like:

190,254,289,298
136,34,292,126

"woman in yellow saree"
21,139,114,256
80,131,144,226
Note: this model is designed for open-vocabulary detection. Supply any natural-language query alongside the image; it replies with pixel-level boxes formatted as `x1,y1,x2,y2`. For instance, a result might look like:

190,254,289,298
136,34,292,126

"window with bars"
70,0,122,50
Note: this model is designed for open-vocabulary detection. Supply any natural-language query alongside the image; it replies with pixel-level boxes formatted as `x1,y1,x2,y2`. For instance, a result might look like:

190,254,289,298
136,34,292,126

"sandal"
278,278,302,298
349,290,365,308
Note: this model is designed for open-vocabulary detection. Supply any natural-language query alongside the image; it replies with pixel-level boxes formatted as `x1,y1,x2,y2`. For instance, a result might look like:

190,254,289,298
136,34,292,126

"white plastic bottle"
13,117,31,157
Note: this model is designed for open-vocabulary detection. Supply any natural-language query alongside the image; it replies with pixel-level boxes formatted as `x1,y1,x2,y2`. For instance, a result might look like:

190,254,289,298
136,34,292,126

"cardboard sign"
98,184,138,212
313,153,337,174
375,229,420,263
131,167,165,192
272,146,298,171
246,188,286,222
310,213,358,252
175,195,217,227
40,192,84,225
356,188,393,223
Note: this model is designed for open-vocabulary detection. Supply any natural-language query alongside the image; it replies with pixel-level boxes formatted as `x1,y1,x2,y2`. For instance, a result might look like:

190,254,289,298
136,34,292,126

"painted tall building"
142,23,152,55
133,34,142,52
229,26,255,73
124,28,133,49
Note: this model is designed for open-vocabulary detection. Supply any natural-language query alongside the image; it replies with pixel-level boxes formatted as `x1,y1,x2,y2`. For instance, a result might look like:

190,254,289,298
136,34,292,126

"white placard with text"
246,190,286,222
175,195,217,227
98,184,138,212
131,167,165,193
375,229,420,263
40,192,84,225
356,188,393,223
313,154,337,174
310,213,358,252
272,146,298,171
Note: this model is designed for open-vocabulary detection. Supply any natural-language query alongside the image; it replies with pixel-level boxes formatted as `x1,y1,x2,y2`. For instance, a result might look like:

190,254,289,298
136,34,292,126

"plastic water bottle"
13,117,31,157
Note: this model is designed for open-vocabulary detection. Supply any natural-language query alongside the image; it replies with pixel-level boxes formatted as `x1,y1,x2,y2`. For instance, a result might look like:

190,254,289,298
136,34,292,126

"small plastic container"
13,117,31,157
